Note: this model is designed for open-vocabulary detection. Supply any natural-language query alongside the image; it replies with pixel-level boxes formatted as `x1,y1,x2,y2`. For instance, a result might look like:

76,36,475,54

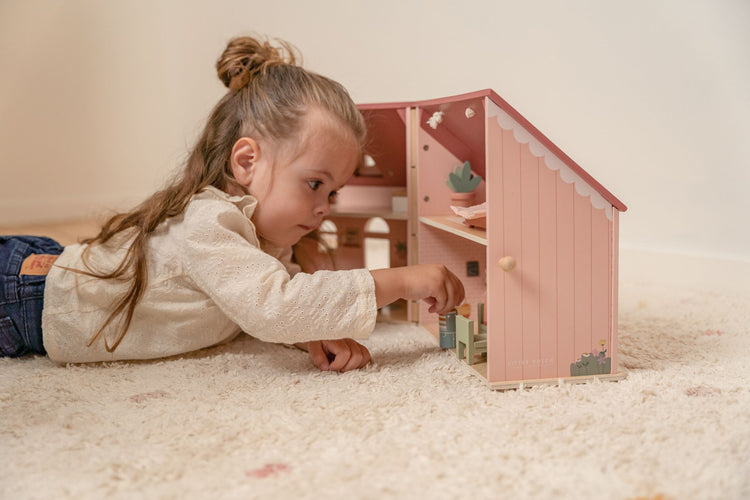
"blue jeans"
0,236,64,357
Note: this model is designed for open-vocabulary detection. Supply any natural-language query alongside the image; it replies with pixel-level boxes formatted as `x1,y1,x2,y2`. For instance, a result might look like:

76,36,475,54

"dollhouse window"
364,217,390,270
319,220,338,250
364,217,389,234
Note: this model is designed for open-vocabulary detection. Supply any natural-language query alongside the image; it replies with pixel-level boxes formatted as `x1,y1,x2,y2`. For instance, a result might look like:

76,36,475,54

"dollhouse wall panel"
610,210,620,373
538,161,559,380
555,177,577,377
485,117,506,382
487,119,615,384
521,144,542,380
350,108,407,187
417,98,487,179
499,127,524,382
592,203,613,369
417,127,486,217
574,193,594,366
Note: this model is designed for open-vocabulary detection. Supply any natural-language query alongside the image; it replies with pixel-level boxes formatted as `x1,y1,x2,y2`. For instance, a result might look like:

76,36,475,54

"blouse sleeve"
180,197,377,344
273,246,303,277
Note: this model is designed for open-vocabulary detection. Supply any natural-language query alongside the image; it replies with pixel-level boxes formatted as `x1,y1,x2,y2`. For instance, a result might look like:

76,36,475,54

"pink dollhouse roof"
359,89,627,212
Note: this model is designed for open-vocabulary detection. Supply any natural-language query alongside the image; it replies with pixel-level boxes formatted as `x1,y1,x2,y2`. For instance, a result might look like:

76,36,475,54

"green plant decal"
570,340,612,377
446,161,482,193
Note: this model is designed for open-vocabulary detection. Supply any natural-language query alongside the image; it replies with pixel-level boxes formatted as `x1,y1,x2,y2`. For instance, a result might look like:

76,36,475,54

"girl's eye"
308,180,338,201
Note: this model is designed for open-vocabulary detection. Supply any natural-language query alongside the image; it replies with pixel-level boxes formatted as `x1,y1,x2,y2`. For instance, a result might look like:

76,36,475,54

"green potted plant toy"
446,161,482,207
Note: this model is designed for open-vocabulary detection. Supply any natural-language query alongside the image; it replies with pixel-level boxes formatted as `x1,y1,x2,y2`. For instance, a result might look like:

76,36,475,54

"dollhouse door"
485,99,617,384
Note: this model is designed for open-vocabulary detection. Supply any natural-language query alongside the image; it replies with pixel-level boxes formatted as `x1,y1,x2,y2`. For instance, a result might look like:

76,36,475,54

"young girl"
0,36,464,372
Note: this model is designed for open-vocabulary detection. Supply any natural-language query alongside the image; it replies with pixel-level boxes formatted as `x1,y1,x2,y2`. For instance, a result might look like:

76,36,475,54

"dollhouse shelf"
330,207,408,220
418,216,487,246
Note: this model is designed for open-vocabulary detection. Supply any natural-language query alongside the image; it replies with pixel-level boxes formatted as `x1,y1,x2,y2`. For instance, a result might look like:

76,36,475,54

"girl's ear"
230,137,261,187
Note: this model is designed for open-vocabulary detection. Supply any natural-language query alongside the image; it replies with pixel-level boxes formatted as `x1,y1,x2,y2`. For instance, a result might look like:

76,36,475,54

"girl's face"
244,111,360,248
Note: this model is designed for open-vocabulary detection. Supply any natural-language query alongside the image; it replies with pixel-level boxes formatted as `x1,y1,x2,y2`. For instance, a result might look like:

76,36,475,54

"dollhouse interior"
322,105,412,322
323,94,491,338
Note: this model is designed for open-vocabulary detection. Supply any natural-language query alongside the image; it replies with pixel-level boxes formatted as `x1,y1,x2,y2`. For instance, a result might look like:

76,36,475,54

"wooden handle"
498,256,517,272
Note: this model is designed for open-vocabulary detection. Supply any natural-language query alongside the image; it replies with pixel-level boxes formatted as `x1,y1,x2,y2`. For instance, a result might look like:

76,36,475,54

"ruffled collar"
197,185,258,221
196,186,288,257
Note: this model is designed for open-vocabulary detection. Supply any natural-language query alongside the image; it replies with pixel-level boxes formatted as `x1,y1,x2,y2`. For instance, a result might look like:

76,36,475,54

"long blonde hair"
80,36,366,352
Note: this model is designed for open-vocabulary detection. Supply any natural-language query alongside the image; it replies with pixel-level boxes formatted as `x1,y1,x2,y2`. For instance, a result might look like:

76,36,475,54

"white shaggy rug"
2,251,749,500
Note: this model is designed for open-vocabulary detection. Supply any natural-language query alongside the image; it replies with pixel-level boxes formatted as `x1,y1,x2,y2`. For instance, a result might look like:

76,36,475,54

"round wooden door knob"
498,256,517,272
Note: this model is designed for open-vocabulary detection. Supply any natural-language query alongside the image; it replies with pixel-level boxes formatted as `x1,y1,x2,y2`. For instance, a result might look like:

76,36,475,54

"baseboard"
0,193,145,226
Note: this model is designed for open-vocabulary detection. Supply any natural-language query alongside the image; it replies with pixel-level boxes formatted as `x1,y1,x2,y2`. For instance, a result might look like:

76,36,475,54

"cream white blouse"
42,187,377,363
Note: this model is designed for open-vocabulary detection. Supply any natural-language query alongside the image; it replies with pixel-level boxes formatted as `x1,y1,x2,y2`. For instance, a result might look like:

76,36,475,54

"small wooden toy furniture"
456,304,487,365
325,89,627,389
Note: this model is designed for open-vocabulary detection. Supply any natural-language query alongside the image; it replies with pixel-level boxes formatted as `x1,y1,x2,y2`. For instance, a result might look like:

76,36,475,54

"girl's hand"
295,339,372,372
370,264,465,315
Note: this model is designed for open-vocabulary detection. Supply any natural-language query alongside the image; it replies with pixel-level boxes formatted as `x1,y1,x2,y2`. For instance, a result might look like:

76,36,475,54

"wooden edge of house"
463,361,628,391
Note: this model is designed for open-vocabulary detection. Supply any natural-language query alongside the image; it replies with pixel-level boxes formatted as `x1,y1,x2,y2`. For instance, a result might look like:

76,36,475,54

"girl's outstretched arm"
370,264,465,315
296,264,463,373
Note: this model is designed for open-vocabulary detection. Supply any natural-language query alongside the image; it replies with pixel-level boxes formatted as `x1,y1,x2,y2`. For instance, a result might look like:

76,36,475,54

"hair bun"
216,36,299,90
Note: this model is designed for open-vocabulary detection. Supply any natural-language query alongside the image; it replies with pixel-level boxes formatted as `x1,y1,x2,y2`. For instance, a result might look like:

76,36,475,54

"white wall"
2,0,748,262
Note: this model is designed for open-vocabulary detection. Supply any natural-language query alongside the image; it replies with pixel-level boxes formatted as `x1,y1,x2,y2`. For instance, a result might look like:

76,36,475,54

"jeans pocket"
0,316,26,357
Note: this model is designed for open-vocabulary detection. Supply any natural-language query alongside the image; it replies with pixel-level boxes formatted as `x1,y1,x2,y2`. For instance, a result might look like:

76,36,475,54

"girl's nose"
314,200,331,216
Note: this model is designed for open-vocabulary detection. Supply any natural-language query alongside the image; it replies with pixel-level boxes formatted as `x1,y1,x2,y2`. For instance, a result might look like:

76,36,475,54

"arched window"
319,220,338,250
364,217,390,234
364,217,390,270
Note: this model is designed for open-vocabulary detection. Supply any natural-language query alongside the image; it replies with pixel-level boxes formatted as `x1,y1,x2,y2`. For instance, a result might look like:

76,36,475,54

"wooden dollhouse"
325,89,627,389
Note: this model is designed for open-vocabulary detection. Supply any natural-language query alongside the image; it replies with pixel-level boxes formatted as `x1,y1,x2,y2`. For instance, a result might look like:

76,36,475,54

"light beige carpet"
2,251,749,500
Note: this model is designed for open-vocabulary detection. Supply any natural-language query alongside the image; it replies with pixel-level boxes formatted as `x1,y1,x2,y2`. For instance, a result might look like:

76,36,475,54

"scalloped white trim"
487,101,612,220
